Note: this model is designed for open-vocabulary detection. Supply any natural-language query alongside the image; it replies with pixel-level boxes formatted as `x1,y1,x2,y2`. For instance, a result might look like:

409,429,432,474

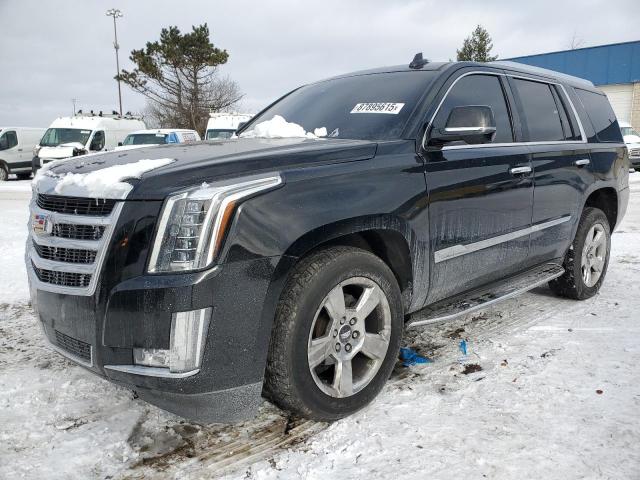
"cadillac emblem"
32,213,52,235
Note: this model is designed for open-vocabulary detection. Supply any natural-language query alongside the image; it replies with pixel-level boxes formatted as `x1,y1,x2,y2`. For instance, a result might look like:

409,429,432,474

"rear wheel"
0,165,7,181
549,207,611,300
264,246,403,421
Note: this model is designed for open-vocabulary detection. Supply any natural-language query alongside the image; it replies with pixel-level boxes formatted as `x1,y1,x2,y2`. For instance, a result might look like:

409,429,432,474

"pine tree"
118,24,242,133
456,25,498,62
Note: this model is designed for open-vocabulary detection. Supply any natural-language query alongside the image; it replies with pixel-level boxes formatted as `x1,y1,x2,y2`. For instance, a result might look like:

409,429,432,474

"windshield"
123,133,169,145
245,71,436,140
621,127,640,138
40,128,92,147
206,129,235,140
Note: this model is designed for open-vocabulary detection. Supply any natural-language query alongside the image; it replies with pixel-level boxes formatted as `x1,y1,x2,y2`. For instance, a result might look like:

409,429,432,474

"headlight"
148,174,282,273
33,145,41,157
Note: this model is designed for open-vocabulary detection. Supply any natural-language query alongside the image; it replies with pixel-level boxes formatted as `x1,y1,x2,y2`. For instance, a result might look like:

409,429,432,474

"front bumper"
630,155,640,169
30,255,282,423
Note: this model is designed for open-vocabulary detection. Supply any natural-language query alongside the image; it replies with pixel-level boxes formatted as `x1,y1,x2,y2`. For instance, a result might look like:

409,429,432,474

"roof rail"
490,60,595,87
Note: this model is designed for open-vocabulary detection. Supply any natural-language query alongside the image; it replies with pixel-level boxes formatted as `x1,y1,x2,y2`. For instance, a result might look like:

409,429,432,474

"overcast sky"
0,0,638,127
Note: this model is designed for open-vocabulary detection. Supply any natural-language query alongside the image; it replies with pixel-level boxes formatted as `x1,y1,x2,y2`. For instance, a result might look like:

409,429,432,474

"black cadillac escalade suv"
27,58,629,423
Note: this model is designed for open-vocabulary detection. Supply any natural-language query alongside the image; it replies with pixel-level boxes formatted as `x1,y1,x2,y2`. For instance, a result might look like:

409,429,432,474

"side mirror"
118,142,123,147
429,105,496,146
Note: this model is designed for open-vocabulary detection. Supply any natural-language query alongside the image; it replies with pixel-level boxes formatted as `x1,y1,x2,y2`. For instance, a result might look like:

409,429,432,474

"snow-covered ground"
1,175,639,479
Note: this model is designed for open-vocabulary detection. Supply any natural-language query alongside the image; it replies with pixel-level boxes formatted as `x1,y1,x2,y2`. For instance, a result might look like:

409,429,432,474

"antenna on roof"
409,52,429,69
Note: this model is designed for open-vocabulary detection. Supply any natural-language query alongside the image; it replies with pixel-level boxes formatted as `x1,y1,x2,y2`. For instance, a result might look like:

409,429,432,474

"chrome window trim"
421,70,588,151
27,198,124,296
434,215,571,263
104,364,200,379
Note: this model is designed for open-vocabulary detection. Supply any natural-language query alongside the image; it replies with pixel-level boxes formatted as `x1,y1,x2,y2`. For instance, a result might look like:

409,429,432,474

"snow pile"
39,158,174,199
240,115,326,139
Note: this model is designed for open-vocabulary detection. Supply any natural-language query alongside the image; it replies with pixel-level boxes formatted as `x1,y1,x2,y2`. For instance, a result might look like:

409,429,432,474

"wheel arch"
583,187,618,231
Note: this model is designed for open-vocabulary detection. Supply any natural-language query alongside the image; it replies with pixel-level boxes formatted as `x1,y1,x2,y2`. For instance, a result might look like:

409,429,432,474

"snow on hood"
38,143,87,160
34,158,175,199
239,115,327,139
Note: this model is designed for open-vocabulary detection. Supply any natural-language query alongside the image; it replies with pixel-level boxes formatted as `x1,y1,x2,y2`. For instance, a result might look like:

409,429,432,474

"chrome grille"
33,241,97,264
52,223,105,240
37,193,117,216
27,192,123,296
33,263,92,288
629,147,640,157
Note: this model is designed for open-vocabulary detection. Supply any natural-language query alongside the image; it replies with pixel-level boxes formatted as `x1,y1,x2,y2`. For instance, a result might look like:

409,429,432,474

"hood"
39,142,86,160
36,137,379,200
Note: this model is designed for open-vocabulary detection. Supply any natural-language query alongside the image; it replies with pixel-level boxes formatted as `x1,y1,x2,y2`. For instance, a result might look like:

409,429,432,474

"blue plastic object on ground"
399,347,431,367
459,340,467,356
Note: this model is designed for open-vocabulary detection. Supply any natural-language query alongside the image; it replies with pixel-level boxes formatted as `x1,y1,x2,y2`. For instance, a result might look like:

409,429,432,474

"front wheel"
0,165,7,181
264,246,403,421
549,207,611,300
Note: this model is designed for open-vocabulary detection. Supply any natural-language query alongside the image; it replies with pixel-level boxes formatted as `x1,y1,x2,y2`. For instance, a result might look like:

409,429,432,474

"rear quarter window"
575,88,622,143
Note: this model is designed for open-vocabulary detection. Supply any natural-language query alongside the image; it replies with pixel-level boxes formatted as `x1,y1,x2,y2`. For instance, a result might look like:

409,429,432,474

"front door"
422,72,534,304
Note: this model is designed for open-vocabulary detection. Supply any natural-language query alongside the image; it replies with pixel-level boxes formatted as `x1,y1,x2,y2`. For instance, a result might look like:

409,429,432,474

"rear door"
422,71,534,304
508,76,590,265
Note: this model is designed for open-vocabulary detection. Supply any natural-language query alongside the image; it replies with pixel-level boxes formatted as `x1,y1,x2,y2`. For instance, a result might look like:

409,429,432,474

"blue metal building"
509,40,640,128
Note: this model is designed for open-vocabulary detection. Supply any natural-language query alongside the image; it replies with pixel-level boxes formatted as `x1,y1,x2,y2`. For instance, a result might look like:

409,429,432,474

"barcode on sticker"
350,103,405,114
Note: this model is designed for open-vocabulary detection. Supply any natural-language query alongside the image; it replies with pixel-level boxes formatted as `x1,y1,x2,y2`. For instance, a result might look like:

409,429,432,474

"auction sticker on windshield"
350,103,405,114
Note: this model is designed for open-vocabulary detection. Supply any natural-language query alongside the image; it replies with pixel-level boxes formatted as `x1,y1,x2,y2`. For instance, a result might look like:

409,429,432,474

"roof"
49,116,146,129
506,40,640,86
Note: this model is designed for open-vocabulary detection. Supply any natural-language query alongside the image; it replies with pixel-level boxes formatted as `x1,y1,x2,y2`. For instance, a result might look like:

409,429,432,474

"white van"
620,121,640,171
205,112,253,140
0,127,46,180
33,112,146,172
115,128,201,151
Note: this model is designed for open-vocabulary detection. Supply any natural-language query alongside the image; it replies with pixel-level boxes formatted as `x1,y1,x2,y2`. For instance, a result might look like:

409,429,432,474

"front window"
123,133,169,145
245,71,437,140
621,126,640,138
40,128,92,147
206,129,235,140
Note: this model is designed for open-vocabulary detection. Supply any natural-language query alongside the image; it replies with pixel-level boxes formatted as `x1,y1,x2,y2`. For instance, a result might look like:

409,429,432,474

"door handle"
574,158,590,167
509,166,532,175
17,148,23,152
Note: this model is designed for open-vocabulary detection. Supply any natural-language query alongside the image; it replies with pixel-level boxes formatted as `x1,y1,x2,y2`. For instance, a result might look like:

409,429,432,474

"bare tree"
568,32,585,50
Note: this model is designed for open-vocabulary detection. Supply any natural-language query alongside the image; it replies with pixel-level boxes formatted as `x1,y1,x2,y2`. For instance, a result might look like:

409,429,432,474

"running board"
407,263,564,329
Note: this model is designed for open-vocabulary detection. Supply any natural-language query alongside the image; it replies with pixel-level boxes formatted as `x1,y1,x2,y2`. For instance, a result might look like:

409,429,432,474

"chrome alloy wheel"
307,277,392,398
581,223,607,287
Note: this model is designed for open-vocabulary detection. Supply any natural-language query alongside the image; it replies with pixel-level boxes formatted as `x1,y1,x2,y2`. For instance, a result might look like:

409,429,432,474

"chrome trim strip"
408,264,565,328
509,166,532,175
574,158,590,166
31,234,102,250
434,216,571,263
104,364,200,379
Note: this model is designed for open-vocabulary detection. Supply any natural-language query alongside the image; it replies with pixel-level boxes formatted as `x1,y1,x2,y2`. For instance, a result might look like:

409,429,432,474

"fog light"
132,307,211,373
133,348,170,368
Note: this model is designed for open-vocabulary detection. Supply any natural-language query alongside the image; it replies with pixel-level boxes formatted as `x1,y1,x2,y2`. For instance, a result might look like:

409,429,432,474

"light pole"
106,8,123,116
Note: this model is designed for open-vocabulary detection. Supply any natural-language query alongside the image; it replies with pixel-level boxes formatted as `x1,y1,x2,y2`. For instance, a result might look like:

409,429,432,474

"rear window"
246,71,437,140
575,89,623,143
511,78,565,142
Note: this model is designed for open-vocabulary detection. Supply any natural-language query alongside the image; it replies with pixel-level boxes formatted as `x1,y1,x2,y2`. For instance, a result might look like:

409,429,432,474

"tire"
16,172,31,180
264,246,403,421
549,207,611,300
0,165,7,181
